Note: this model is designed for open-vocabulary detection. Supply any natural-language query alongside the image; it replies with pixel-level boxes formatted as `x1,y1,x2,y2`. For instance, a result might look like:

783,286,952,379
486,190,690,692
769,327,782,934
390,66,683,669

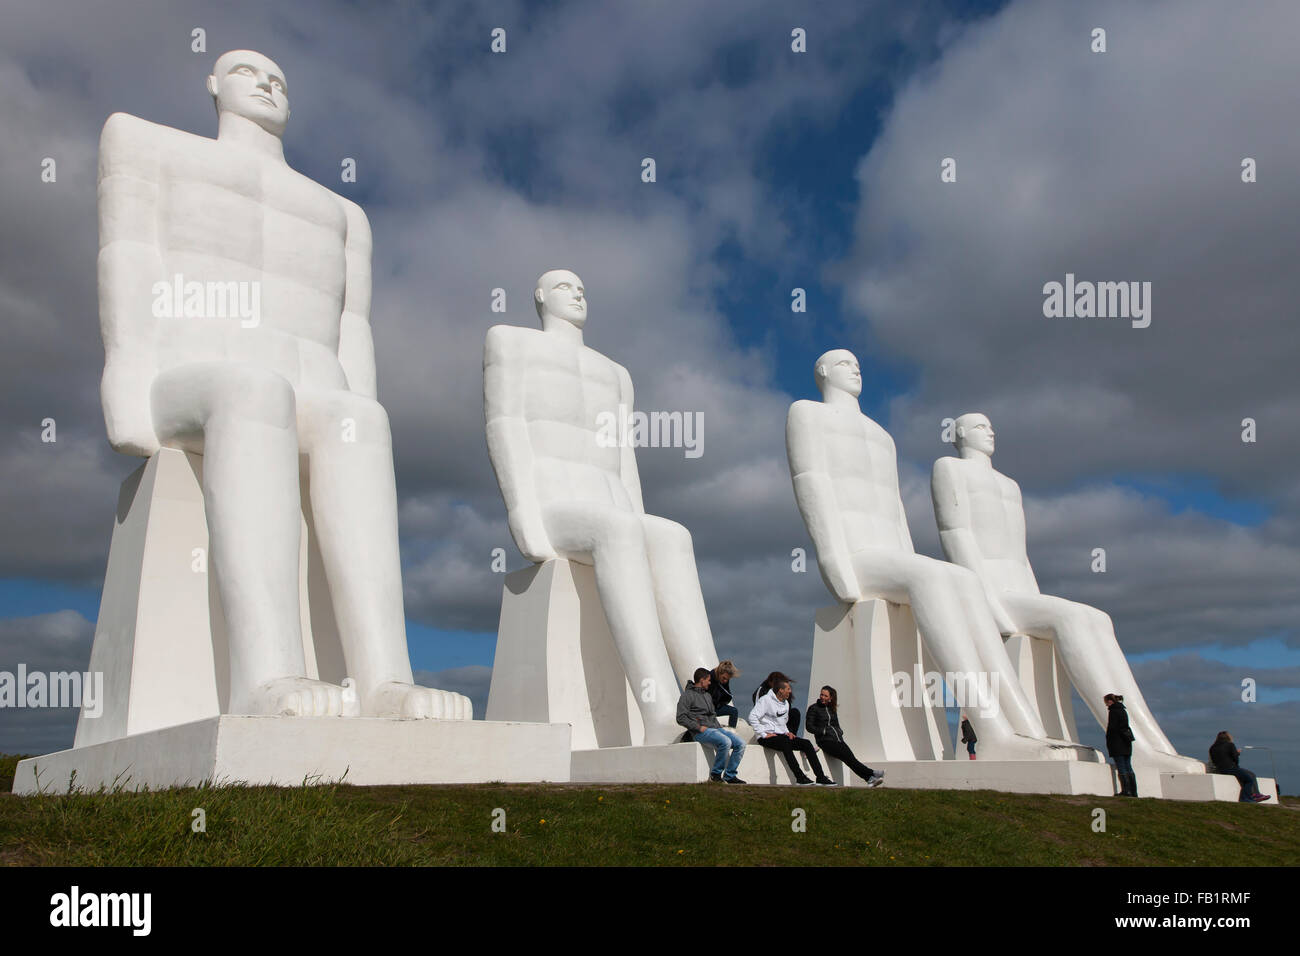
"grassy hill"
3,753,1297,866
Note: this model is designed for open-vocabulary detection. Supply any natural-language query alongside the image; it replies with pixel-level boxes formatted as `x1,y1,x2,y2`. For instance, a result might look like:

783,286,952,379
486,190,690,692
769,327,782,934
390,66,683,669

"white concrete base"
807,601,953,762
1160,772,1280,805
77,448,352,747
487,560,645,749
574,738,1117,795
1003,633,1080,743
13,716,572,793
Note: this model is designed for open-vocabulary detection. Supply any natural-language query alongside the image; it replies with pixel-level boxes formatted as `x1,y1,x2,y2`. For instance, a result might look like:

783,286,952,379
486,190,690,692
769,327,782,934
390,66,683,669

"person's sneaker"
816,777,837,786
866,771,886,788
708,773,723,783
1251,793,1272,802
723,776,747,785
795,777,816,786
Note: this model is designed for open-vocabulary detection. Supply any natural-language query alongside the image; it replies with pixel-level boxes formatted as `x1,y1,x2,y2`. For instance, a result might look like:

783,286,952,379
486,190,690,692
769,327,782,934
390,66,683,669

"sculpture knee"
302,391,392,448
202,366,297,431
643,515,694,554
592,511,648,556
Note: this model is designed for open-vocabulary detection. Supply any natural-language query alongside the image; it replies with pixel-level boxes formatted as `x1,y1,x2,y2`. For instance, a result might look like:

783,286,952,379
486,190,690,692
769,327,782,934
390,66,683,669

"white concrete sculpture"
484,270,720,744
787,350,1090,761
931,413,1203,773
88,50,469,726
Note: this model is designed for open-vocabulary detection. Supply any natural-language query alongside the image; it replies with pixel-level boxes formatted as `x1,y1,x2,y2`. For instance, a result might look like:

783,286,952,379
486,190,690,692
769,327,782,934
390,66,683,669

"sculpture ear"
534,287,544,304
206,74,220,97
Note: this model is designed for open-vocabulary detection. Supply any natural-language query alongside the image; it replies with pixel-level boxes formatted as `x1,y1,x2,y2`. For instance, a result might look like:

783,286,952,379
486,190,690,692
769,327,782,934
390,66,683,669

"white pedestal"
806,600,953,762
77,448,350,748
486,560,645,749
1003,633,1080,743
14,717,572,793
1160,772,1280,804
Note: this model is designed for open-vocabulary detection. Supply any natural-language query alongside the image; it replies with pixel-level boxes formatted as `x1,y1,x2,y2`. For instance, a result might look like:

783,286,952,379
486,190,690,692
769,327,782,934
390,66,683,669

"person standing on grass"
708,660,740,728
1104,693,1137,797
806,685,885,787
677,668,746,784
750,678,834,786
1209,731,1271,803
960,713,977,760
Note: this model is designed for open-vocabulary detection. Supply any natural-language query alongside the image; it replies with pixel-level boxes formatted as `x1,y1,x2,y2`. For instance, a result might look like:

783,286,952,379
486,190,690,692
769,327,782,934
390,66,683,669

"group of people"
674,662,886,788
1104,695,1271,802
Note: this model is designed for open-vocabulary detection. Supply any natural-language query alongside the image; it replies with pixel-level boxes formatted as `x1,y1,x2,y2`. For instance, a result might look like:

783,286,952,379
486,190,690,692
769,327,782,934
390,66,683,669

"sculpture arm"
931,458,1017,635
336,198,377,399
615,364,646,514
97,113,163,457
786,403,860,604
483,327,556,563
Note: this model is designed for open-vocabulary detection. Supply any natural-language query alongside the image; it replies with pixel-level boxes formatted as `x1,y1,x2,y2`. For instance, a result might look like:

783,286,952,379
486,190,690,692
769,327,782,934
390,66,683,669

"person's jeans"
715,703,739,728
965,740,976,756
757,734,827,782
1228,767,1260,801
819,738,875,783
1113,754,1133,776
696,727,746,779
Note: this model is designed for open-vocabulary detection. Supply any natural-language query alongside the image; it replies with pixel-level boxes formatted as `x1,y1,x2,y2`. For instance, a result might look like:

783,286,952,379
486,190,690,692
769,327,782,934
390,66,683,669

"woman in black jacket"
805,686,885,787
1104,693,1137,797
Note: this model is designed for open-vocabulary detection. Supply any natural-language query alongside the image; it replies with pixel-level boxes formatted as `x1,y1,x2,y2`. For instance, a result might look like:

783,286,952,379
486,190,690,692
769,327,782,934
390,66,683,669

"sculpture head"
813,349,861,399
953,412,995,458
534,269,587,328
207,50,290,137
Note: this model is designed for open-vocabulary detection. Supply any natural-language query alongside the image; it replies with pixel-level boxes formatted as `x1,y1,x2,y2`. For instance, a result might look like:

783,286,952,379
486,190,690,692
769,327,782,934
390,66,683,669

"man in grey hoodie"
677,668,747,784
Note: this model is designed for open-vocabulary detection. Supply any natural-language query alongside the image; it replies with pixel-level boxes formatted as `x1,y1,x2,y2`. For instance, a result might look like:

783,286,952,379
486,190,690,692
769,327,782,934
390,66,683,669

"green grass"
3,758,1297,866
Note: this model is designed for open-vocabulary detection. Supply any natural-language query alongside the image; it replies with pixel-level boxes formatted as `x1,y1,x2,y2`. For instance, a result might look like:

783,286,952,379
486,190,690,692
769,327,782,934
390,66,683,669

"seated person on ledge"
750,678,834,786
1209,731,1271,803
677,668,746,784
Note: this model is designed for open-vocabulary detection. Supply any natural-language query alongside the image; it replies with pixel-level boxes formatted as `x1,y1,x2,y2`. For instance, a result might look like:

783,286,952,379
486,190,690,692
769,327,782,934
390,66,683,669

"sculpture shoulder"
932,455,966,482
100,112,207,162
787,399,826,426
485,323,540,358
335,194,371,244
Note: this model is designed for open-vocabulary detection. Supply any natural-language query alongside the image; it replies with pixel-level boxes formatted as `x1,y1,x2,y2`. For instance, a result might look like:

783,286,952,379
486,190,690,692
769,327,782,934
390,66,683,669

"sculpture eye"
271,79,284,92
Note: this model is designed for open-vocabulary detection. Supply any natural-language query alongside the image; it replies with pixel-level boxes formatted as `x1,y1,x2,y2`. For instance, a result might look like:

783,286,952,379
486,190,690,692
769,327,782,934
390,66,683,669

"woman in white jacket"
748,679,834,785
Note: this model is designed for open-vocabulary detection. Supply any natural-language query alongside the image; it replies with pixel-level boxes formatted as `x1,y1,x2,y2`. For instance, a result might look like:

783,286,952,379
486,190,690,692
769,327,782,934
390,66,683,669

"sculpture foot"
242,677,348,717
365,680,473,720
978,734,1095,762
1136,748,1206,774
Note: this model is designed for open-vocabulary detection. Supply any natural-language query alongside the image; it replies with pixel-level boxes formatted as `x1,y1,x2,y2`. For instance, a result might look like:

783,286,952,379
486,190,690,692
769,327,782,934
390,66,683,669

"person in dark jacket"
708,660,740,728
1209,731,1270,803
1104,693,1137,797
752,671,801,734
805,686,884,787
960,713,977,760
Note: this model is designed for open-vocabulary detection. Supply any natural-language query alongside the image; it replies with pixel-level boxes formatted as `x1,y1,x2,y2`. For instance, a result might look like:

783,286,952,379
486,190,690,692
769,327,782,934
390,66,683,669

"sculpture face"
208,50,290,136
535,270,587,328
816,349,861,398
955,413,995,456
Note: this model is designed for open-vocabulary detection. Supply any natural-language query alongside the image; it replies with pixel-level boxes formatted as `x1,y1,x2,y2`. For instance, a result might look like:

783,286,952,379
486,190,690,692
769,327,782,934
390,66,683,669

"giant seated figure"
787,350,1095,762
931,413,1202,774
82,50,469,743
483,270,720,746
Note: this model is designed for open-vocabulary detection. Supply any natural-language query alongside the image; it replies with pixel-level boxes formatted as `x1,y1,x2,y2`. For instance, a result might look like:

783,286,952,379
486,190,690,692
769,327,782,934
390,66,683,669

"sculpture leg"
999,593,1201,773
640,514,721,685
150,363,343,717
544,504,682,743
297,390,470,719
849,550,1072,760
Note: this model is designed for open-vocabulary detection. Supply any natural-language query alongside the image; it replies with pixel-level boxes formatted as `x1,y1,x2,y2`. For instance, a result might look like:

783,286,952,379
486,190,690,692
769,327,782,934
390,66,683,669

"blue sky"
0,0,1297,788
